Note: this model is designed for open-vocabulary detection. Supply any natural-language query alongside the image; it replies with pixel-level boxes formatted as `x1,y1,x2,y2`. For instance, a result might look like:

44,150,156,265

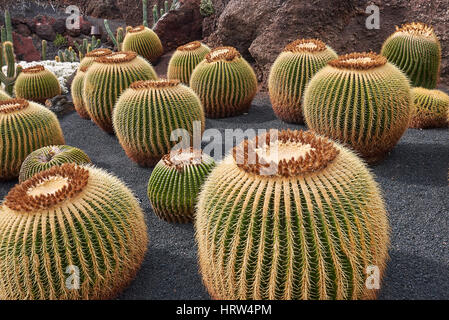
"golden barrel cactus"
71,66,90,119
14,65,61,104
78,48,112,71
410,87,449,129
0,89,10,100
122,25,163,63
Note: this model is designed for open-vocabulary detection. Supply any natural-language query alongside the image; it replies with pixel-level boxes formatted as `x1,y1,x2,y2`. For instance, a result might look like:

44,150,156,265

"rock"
80,16,93,36
45,95,75,118
35,23,56,41
15,23,31,37
12,32,41,62
53,19,67,35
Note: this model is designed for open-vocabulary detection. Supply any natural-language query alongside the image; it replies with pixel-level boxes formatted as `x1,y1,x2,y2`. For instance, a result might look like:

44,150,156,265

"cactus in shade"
0,99,65,180
122,25,164,63
381,22,441,89
78,48,112,71
0,41,22,96
83,51,158,133
196,129,390,300
190,46,258,118
410,87,449,129
268,39,338,124
0,89,10,100
19,145,91,182
0,163,148,300
167,41,211,85
147,148,215,223
71,66,91,119
112,79,205,166
14,65,61,104
303,52,412,164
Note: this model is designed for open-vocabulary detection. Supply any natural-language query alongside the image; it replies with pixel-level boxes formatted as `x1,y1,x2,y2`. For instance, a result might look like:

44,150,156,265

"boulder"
35,23,56,41
12,32,41,62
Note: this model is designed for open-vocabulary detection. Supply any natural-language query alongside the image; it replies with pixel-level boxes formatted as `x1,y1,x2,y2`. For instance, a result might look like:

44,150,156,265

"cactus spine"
167,41,211,85
113,79,205,166
122,25,163,63
196,130,390,300
268,39,338,124
190,46,258,118
78,48,112,71
14,65,61,104
0,163,148,300
381,22,441,89
0,89,10,100
83,51,158,133
303,52,412,164
410,87,449,128
71,66,90,119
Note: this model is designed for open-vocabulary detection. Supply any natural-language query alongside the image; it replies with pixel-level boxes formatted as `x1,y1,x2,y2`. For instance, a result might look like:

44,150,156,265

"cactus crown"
95,51,137,64
395,22,437,39
328,52,387,70
178,41,202,51
36,146,63,163
130,79,180,89
128,25,146,33
79,66,89,73
22,65,45,74
0,98,29,114
162,148,205,171
206,46,241,63
284,39,327,53
85,48,112,58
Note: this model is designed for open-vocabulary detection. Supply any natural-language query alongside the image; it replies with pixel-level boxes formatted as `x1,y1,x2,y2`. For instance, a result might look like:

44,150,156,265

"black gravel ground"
0,92,448,300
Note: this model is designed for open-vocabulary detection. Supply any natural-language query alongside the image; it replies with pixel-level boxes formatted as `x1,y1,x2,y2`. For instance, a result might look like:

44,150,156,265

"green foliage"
53,33,68,47
200,0,215,17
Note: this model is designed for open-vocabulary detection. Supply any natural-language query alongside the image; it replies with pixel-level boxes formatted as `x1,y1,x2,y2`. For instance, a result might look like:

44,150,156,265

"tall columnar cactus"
268,39,338,124
14,65,61,104
78,48,112,71
0,89,10,100
196,129,390,300
303,52,412,164
113,79,205,166
71,66,90,119
0,163,148,300
74,36,102,60
190,46,258,118
410,87,449,128
122,25,164,63
167,41,211,85
381,22,441,89
104,20,125,51
0,98,65,180
41,39,47,60
0,41,22,96
19,145,91,182
83,51,158,133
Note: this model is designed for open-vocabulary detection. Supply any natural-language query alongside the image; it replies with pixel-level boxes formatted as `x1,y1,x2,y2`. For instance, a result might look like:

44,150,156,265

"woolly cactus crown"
79,48,112,70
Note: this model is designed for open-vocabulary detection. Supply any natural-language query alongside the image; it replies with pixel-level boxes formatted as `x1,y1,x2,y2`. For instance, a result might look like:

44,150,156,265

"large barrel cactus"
0,89,10,100
14,65,61,104
148,148,215,223
83,51,158,133
196,129,390,300
0,163,148,300
0,98,65,180
410,87,449,129
381,22,441,89
78,48,112,71
122,25,163,63
167,41,211,85
190,46,258,118
113,79,205,166
303,52,412,164
268,39,338,124
71,66,90,119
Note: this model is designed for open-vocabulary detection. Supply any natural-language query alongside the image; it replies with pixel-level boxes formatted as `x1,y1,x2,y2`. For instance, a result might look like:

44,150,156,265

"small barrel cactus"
0,89,10,100
71,66,90,119
122,25,163,63
83,51,158,133
303,52,412,164
148,148,215,223
196,129,390,300
381,22,441,89
78,48,113,71
14,65,61,104
167,41,211,85
0,98,65,180
410,87,449,128
268,39,338,124
190,46,258,118
19,145,91,182
0,163,148,300
113,79,205,166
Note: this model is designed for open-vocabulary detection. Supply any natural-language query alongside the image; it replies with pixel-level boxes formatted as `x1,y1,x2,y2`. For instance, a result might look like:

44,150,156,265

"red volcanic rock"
12,32,41,62
35,23,56,41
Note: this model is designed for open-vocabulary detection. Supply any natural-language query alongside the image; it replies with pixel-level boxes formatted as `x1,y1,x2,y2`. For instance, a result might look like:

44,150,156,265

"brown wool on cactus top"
95,51,137,64
206,46,241,63
22,65,45,74
178,41,202,51
395,22,436,38
128,25,146,33
79,66,89,73
85,48,112,58
284,38,327,53
162,148,204,171
130,79,180,89
328,52,387,70
0,98,29,114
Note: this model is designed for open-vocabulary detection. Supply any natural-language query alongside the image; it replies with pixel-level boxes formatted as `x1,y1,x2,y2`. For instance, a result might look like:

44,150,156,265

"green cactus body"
78,48,112,71
381,22,441,89
268,39,337,124
19,145,91,182
190,46,258,118
71,66,90,120
410,87,449,128
148,149,215,223
167,41,211,85
0,99,65,180
303,52,412,164
0,89,10,100
113,79,205,166
0,163,148,300
196,130,390,300
83,51,158,133
14,65,61,104
122,25,163,63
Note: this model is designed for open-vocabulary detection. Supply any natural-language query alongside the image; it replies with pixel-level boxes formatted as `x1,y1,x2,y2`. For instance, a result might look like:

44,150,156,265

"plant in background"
0,42,22,96
104,20,125,51
303,52,412,164
41,39,47,60
122,25,163,63
381,22,441,89
113,79,205,166
14,65,61,104
74,36,102,60
268,39,338,124
148,148,215,223
190,46,258,118
0,98,65,180
57,47,77,63
200,0,215,17
152,0,179,27
0,9,13,44
196,129,390,300
78,48,112,71
71,66,90,119
53,33,68,48
410,87,449,129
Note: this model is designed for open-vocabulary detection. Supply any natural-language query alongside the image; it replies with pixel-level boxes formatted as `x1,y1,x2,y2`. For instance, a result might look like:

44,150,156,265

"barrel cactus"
0,163,148,300
148,148,215,223
190,46,258,118
78,48,112,71
71,66,90,119
303,52,412,164
0,89,10,100
381,22,441,89
83,51,158,133
122,25,163,63
113,79,205,166
268,39,338,124
14,65,61,104
167,41,211,85
196,129,390,300
410,87,449,128
0,98,65,180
